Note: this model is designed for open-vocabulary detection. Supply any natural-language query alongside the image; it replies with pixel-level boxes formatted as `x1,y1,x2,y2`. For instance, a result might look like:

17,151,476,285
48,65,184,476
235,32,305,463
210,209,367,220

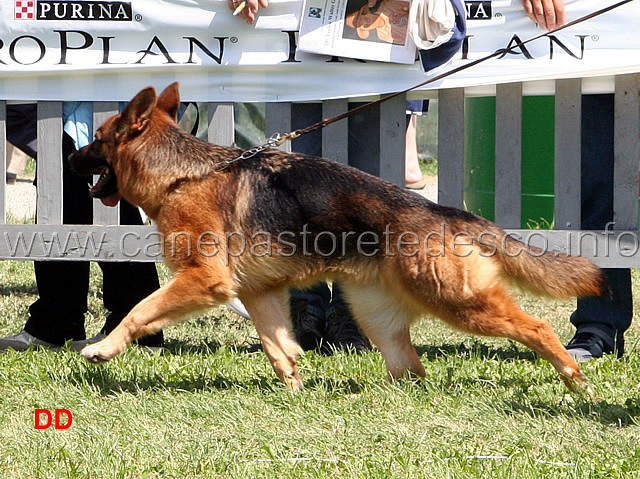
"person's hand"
521,0,566,30
227,0,269,24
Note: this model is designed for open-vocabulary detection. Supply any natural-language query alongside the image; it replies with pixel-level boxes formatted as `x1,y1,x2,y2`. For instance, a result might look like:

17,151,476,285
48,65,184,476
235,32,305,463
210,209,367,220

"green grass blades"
1,260,640,478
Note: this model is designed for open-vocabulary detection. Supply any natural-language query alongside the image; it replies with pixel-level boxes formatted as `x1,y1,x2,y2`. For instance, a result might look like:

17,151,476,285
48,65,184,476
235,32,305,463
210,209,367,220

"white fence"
0,73,639,267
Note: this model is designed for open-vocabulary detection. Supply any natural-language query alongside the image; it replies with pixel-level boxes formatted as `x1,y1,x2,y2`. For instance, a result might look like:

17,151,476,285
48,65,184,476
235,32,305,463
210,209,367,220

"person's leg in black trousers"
566,94,632,360
2,105,162,348
26,133,163,346
99,205,162,347
25,133,96,344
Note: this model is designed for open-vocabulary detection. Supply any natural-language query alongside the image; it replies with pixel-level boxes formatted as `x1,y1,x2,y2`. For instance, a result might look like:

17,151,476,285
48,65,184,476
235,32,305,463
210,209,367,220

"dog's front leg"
81,268,234,363
240,290,304,391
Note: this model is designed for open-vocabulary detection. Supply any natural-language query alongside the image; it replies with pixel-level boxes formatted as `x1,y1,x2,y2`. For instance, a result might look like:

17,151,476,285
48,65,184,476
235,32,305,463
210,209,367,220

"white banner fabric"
0,0,638,102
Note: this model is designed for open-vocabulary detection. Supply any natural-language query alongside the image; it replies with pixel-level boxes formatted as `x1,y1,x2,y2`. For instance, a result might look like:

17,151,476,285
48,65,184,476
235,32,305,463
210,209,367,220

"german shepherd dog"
70,82,606,395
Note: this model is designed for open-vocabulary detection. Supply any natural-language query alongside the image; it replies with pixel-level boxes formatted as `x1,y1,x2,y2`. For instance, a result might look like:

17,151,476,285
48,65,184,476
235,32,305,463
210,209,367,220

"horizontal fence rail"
0,225,639,268
0,73,638,268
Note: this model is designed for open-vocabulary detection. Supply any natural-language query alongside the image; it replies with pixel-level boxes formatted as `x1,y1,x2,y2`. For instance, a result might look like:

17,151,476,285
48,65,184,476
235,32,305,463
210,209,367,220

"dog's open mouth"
91,166,121,207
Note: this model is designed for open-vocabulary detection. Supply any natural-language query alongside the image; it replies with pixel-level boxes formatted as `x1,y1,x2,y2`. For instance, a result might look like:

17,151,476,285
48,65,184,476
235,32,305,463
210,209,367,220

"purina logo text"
14,1,133,21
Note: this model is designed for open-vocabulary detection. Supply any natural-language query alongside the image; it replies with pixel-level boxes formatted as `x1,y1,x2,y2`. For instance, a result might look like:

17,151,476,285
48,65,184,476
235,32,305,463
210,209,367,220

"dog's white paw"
81,343,113,364
284,372,304,392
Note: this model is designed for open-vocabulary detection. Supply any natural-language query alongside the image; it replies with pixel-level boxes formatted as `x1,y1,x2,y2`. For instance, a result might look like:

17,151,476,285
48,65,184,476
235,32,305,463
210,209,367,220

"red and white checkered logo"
15,0,35,20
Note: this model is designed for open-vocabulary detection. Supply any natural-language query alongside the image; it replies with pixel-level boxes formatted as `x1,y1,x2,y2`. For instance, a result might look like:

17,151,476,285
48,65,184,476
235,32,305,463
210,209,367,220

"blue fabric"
63,102,93,150
417,0,466,73
406,99,429,115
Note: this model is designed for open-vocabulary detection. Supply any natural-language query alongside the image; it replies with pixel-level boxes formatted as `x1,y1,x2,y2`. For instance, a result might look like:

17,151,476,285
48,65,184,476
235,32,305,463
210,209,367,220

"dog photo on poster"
342,0,410,45
298,0,416,63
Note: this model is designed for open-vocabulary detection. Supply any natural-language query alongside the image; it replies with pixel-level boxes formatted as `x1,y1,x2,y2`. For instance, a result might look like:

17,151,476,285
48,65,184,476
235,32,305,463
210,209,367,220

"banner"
0,0,638,102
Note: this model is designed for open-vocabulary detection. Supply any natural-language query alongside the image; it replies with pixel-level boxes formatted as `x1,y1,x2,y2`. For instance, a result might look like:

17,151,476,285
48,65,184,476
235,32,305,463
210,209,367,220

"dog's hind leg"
81,267,235,363
340,282,425,381
435,284,593,396
239,290,304,391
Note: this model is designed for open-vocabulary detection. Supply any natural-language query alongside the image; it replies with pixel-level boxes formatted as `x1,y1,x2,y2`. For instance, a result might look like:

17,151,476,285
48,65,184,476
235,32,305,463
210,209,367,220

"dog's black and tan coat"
70,83,606,394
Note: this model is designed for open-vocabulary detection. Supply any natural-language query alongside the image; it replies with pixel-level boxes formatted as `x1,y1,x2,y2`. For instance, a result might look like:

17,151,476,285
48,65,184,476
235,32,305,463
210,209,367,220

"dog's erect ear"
119,86,157,137
157,82,181,121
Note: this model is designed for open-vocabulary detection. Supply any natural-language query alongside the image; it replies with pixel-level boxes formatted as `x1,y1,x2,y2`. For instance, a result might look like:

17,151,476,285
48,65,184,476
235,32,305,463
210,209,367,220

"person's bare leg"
405,114,424,185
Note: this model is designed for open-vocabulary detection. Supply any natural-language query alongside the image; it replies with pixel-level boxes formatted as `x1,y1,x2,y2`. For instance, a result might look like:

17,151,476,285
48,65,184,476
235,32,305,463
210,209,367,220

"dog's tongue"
100,192,122,207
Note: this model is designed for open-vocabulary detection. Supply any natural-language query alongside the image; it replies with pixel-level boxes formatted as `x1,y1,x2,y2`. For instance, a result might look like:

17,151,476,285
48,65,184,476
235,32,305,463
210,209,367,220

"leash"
220,0,635,168
214,133,283,171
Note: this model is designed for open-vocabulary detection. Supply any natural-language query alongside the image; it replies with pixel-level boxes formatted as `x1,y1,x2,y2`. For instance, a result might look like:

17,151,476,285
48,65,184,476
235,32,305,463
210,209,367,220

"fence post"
322,99,349,165
208,103,235,147
495,82,522,228
554,78,582,230
614,73,640,231
437,88,465,208
36,101,63,225
0,101,6,224
379,93,406,187
265,103,292,153
92,102,121,226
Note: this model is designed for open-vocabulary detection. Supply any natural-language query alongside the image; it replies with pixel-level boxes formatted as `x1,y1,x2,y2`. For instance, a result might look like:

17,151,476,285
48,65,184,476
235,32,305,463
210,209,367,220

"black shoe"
135,334,165,349
566,328,622,362
290,297,326,352
324,300,371,353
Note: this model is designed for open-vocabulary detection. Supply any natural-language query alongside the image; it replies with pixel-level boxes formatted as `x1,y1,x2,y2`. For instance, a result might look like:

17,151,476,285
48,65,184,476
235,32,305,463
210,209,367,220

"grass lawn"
1,260,640,478
419,158,437,178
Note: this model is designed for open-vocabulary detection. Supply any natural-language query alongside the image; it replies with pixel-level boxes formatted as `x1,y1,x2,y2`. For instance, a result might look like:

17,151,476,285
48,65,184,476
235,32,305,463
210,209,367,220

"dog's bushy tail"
491,230,608,299
454,214,607,299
